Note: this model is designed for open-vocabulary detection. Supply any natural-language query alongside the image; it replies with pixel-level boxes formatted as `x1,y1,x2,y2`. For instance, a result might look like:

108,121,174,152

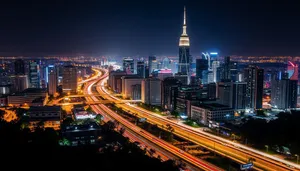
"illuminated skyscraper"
48,66,57,96
287,61,298,80
212,61,220,82
63,65,77,94
148,56,156,74
178,7,190,76
162,57,171,69
196,58,208,82
122,57,134,74
29,60,40,88
137,60,145,78
244,65,264,110
161,77,182,110
14,59,25,75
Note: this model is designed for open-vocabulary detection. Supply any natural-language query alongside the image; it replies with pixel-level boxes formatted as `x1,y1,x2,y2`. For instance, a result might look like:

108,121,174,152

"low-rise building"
28,106,62,130
191,103,234,126
0,96,7,106
108,70,127,93
131,84,141,100
61,122,102,146
141,78,161,106
7,88,47,107
121,76,142,99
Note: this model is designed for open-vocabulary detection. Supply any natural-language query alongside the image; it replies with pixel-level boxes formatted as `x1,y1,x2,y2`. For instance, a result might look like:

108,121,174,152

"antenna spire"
184,6,186,25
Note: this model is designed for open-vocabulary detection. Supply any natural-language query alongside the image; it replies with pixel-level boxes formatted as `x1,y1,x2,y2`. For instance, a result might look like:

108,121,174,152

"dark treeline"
0,119,179,171
240,111,300,154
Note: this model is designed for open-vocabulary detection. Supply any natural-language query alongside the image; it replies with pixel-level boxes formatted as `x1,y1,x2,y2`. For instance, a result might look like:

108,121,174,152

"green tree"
59,138,71,146
95,114,104,125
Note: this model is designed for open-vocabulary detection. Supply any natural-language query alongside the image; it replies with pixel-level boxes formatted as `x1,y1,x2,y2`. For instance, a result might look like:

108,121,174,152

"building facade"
48,66,57,95
28,106,61,130
161,77,182,110
131,84,141,100
244,65,264,110
141,78,161,106
121,76,142,99
29,60,40,88
137,60,145,78
191,103,234,126
14,59,25,75
63,65,77,94
123,57,134,74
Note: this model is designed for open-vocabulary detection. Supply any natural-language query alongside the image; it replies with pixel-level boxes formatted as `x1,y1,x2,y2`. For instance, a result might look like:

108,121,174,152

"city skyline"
1,1,300,57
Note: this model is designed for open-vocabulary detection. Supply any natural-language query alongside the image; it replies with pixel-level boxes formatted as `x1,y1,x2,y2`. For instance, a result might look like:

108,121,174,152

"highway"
83,69,223,171
83,75,174,163
95,68,300,171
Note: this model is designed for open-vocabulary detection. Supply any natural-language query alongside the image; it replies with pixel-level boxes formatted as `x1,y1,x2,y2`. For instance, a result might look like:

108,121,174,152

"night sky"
1,0,300,57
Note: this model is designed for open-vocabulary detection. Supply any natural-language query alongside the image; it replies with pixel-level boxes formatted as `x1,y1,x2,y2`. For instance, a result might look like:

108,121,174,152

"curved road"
95,67,300,171
84,69,223,171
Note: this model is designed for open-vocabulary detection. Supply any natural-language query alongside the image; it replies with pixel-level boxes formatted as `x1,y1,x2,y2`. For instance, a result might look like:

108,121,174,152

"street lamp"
265,145,269,153
295,154,299,164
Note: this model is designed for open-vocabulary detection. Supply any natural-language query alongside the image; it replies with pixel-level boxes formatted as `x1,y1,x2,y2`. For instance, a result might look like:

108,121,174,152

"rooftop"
28,106,61,112
192,103,232,111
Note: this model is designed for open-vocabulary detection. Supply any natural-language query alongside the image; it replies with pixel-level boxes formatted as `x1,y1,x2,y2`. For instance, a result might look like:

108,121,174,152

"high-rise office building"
10,75,29,92
288,80,298,108
196,59,208,83
161,77,182,110
39,64,47,89
145,65,150,78
202,52,211,69
141,78,161,106
212,61,220,82
123,57,134,74
287,61,298,81
271,77,289,109
121,76,142,99
174,73,188,85
272,65,298,109
209,52,218,60
218,82,246,110
131,84,141,100
244,65,264,110
207,82,216,99
137,61,145,78
151,59,159,72
48,66,57,95
232,82,247,110
230,61,238,81
14,59,25,75
148,56,156,74
217,82,232,107
62,65,77,94
223,56,231,81
207,71,214,83
108,70,127,93
162,57,171,69
29,60,40,88
178,7,190,75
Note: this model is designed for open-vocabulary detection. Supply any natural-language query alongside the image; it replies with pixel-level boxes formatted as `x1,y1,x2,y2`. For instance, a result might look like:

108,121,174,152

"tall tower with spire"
178,6,190,76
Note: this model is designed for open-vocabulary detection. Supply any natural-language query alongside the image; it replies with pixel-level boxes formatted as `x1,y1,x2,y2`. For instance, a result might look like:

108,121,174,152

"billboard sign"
240,163,254,170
